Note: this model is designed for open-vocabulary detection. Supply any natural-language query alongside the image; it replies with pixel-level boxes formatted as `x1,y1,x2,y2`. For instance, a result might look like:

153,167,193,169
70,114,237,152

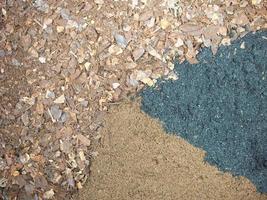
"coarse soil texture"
77,101,266,200
141,31,267,193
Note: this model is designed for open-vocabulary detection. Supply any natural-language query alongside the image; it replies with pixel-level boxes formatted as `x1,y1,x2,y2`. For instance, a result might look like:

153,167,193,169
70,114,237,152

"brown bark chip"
77,101,266,200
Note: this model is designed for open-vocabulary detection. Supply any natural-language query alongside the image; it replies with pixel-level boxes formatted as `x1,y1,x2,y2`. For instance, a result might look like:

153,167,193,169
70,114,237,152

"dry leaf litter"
0,0,266,199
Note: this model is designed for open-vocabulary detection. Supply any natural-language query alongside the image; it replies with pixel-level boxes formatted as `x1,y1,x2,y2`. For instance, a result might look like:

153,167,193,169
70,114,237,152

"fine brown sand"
77,101,266,200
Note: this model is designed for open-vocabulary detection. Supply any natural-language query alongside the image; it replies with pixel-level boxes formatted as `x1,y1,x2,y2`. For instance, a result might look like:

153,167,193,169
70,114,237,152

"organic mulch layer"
141,31,267,193
76,101,266,200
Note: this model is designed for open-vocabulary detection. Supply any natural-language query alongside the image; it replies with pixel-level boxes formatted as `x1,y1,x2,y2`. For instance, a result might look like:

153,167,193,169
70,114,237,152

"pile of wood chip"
0,0,266,199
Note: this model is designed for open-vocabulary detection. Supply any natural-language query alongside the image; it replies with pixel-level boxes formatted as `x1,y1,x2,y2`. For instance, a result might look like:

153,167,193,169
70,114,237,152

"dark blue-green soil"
141,31,267,193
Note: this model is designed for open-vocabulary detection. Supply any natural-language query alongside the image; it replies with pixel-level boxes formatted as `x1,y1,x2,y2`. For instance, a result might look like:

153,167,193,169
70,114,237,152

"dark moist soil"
141,31,267,193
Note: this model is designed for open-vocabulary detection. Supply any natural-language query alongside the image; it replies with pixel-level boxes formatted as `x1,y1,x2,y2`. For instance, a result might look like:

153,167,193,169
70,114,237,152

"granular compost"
141,31,267,193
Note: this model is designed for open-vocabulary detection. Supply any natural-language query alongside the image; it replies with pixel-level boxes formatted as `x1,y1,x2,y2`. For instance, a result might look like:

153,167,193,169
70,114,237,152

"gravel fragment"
50,105,62,121
132,48,145,61
114,33,128,48
33,0,49,13
21,113,29,126
11,58,21,66
59,112,69,123
46,90,55,99
39,56,46,63
54,94,65,104
43,189,54,199
0,50,5,57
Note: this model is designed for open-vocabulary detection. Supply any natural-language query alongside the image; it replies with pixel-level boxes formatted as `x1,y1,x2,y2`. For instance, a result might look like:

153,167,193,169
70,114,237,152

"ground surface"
77,101,266,200
141,31,267,193
0,0,266,199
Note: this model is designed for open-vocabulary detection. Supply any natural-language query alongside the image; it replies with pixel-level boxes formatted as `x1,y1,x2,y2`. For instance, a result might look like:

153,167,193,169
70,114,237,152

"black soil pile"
141,31,267,193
